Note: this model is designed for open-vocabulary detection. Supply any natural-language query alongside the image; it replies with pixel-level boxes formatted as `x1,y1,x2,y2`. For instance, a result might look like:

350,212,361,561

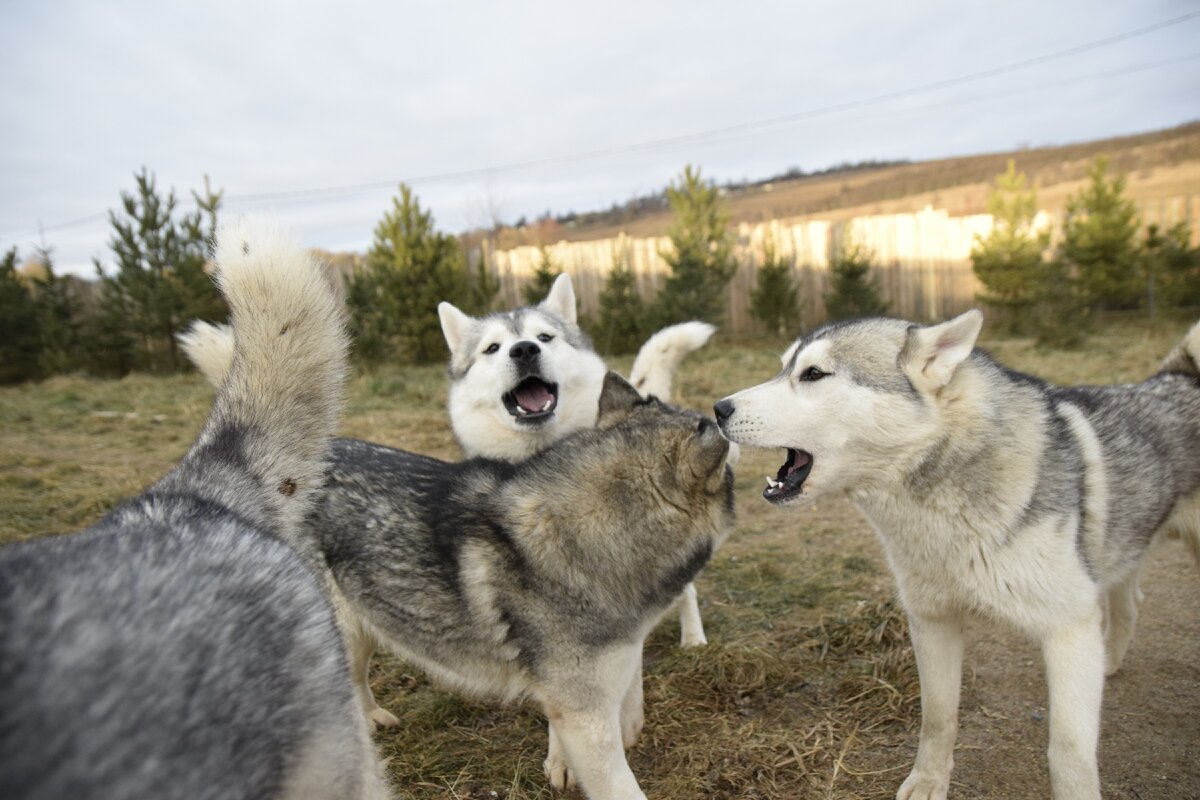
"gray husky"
715,311,1200,800
317,373,735,800
0,221,390,800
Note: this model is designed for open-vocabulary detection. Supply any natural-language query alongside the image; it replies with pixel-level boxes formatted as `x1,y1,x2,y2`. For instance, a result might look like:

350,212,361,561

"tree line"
4,158,1195,384
970,157,1200,346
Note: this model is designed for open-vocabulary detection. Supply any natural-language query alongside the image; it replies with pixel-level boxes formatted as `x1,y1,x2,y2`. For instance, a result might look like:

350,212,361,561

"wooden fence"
474,195,1200,336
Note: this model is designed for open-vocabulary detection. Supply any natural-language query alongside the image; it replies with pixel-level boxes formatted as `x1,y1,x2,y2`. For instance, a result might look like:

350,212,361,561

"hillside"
497,122,1200,248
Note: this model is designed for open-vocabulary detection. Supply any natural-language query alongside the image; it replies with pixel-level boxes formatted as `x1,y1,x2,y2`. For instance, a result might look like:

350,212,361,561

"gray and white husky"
0,221,390,799
437,274,717,649
714,311,1200,800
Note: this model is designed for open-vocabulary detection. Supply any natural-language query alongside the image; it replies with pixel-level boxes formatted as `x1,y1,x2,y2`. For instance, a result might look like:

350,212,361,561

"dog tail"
164,219,349,540
1159,319,1200,377
628,321,716,402
178,320,235,388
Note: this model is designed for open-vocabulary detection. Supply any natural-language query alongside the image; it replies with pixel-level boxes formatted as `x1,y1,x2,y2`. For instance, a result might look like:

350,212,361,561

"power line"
4,8,1199,244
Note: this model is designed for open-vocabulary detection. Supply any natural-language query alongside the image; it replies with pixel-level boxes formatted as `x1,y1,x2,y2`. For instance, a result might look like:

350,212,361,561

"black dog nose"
509,340,541,363
713,399,734,423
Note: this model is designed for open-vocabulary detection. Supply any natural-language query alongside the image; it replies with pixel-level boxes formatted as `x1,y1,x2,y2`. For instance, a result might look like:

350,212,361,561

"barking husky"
0,221,390,799
438,274,717,647
715,311,1200,800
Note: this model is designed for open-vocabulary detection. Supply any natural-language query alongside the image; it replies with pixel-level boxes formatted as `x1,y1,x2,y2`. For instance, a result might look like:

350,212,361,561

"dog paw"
679,630,708,648
369,706,400,729
897,769,949,800
543,754,576,791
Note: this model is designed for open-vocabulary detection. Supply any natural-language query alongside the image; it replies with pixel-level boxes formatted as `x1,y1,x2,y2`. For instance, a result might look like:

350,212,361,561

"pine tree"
0,247,42,384
1142,221,1200,313
89,169,226,373
749,234,800,338
467,255,500,314
31,243,82,375
523,246,562,305
595,252,648,354
824,242,887,321
971,160,1049,328
348,184,471,364
1060,157,1141,312
652,165,736,325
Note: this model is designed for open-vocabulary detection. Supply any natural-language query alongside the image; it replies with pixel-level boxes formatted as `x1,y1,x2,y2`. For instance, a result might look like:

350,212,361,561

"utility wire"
4,9,1199,244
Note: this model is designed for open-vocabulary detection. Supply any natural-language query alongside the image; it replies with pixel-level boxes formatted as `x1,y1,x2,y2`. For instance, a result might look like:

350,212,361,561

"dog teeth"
540,399,553,412
515,406,528,416
765,477,782,490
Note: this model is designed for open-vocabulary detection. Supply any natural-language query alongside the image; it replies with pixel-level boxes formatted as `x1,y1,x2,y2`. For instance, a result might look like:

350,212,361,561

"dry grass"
0,314,1195,798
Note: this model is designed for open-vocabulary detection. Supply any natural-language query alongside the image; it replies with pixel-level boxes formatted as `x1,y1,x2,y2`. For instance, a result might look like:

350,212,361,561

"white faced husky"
715,311,1200,800
437,275,717,650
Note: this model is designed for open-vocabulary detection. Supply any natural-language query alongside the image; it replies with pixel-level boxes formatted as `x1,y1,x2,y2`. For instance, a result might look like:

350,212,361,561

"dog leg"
543,721,576,791
677,582,707,647
1103,561,1146,676
898,614,963,800
1042,610,1104,800
541,646,646,800
344,618,399,730
620,647,644,749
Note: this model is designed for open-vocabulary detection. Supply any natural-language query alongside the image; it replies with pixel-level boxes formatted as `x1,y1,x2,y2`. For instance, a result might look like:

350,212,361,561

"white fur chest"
854,490,1098,635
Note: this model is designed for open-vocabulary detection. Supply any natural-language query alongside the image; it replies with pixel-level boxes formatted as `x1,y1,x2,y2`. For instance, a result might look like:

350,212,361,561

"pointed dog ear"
540,273,576,325
901,310,983,390
597,371,643,425
438,302,473,356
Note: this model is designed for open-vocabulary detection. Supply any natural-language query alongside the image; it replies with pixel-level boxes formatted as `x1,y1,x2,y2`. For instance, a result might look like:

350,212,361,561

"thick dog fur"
0,220,390,800
326,375,736,800
715,312,1200,800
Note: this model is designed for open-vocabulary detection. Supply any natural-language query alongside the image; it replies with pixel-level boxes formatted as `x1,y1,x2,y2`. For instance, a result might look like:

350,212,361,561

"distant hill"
493,121,1200,248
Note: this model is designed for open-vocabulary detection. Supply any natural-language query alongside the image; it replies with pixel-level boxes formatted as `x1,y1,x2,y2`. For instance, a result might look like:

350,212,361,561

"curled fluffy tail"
628,321,716,402
1160,319,1200,376
178,321,235,387
170,219,348,538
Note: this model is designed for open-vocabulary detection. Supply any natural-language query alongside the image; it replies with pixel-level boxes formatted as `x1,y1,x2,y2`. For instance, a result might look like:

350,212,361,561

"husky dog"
714,311,1200,800
0,221,390,800
437,275,717,648
315,373,734,800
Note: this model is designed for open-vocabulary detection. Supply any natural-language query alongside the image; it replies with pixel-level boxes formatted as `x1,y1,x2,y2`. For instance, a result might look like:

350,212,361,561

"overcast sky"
1,0,1198,276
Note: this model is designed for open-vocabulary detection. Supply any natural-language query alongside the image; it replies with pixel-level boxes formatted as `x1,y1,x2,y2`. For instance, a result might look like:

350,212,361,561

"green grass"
0,315,1194,798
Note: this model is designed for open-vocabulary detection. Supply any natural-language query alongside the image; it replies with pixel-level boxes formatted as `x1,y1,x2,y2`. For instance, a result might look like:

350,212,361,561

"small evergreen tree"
1060,157,1141,313
971,160,1049,328
652,165,736,325
467,255,500,314
348,184,471,364
824,242,887,321
749,234,800,338
595,252,648,354
0,247,42,384
31,244,82,375
89,169,226,373
522,246,561,305
1143,221,1200,313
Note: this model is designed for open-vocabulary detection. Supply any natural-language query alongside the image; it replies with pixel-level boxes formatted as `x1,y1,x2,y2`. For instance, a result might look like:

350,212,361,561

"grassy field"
1,317,1197,799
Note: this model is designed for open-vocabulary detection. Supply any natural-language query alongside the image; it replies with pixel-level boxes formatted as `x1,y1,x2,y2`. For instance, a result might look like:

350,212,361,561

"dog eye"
483,343,500,355
537,333,554,343
799,366,829,382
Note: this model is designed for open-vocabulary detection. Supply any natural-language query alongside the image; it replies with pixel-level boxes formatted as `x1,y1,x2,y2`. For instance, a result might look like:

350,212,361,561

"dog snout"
509,340,541,364
713,398,735,425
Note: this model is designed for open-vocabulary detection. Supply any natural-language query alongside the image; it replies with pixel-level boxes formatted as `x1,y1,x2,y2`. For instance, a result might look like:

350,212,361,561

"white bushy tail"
173,219,349,537
1160,319,1200,377
628,321,716,402
178,321,235,388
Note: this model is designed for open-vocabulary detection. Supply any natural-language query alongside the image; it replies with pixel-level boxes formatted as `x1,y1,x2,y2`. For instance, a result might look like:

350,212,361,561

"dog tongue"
515,381,553,413
786,450,812,476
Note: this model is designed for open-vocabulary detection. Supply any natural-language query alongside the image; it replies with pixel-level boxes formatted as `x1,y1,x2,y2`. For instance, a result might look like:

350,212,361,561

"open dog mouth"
764,448,813,503
502,377,559,424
